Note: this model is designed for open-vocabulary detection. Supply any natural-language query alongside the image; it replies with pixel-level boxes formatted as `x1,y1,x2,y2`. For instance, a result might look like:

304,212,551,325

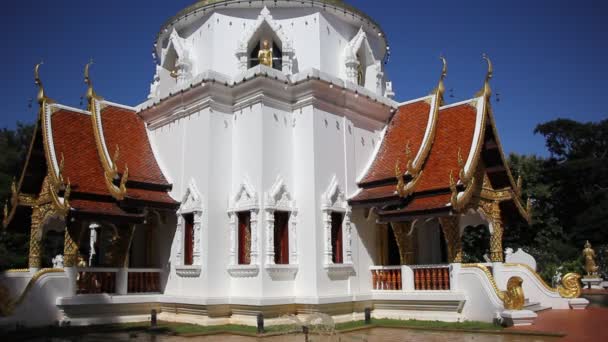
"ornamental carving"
558,273,582,299
321,176,352,266
179,180,205,266
439,216,463,263
264,176,298,265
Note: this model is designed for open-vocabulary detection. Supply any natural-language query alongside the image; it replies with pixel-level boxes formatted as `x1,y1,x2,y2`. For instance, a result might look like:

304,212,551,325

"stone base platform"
500,310,537,327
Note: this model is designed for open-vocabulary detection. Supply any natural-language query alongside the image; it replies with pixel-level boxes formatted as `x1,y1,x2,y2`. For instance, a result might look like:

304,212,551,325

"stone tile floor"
509,307,608,342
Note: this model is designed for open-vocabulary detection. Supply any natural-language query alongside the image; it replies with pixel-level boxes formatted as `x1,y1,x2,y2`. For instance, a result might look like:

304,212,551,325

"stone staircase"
524,298,551,313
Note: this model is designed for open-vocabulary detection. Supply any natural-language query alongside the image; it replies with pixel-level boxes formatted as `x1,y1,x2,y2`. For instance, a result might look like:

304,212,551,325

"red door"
238,212,251,265
331,212,344,264
274,212,290,264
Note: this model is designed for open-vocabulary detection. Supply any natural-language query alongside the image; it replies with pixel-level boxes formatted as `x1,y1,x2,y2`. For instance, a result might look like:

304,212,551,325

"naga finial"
437,56,447,104
34,61,46,104
481,53,493,98
84,59,95,103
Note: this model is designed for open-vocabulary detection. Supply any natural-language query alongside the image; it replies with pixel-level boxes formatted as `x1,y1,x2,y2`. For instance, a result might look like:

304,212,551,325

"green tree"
0,123,34,271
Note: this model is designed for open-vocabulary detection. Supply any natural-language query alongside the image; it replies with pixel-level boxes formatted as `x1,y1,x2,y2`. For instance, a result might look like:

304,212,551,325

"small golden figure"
258,40,273,67
583,240,600,277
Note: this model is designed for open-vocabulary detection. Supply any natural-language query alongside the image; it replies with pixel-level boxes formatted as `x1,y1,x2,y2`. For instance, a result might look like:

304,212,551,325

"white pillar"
116,268,128,295
450,263,461,291
65,267,78,296
401,265,415,291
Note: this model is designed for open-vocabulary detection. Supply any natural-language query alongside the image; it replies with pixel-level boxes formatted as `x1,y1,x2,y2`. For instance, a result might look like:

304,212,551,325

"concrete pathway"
510,307,608,341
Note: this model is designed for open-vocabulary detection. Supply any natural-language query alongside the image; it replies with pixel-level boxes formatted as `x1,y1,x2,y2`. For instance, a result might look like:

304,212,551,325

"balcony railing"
370,266,402,290
76,268,118,294
127,269,162,294
412,265,451,291
75,268,162,295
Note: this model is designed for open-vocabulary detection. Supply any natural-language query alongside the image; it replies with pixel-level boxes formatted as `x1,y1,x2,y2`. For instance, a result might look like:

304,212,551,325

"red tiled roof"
126,188,178,206
350,185,397,203
378,194,451,217
51,109,109,196
70,199,142,218
414,102,478,192
350,99,481,216
358,98,432,186
100,105,169,186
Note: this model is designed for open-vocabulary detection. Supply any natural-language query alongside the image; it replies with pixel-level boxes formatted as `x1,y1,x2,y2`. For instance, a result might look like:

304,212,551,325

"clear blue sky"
1,0,606,156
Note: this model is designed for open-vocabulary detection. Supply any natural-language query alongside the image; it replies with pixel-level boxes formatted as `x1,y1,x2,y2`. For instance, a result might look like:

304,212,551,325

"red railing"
412,265,451,290
127,270,161,293
371,266,402,290
77,269,117,294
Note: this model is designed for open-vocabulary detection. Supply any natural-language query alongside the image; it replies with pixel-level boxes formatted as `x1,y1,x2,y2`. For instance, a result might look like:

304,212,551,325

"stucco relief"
228,177,260,276
263,176,298,268
321,175,353,267
176,180,204,276
343,27,382,93
235,7,295,74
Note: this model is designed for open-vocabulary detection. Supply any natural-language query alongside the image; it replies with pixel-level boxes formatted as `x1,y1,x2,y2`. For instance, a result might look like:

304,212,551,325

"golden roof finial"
437,55,447,105
84,59,96,104
481,53,493,98
34,61,46,104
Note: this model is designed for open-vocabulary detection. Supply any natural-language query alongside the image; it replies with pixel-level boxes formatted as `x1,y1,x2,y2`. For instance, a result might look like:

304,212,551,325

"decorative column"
265,208,276,265
192,211,203,266
439,216,463,263
228,212,237,265
64,222,82,296
63,223,82,267
289,211,298,264
482,200,505,262
323,210,333,265
250,209,259,265
391,222,416,265
344,210,353,264
28,206,45,270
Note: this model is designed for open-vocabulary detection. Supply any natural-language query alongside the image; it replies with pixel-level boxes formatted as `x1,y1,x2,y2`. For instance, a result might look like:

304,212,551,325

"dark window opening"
387,225,401,266
238,211,252,265
183,213,194,266
331,212,344,264
274,211,290,264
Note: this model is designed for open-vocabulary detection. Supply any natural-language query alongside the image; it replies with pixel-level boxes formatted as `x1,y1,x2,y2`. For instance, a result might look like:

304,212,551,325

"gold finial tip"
482,53,493,79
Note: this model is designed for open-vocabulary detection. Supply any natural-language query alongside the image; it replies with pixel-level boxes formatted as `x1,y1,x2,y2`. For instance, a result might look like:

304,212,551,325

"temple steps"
524,299,551,313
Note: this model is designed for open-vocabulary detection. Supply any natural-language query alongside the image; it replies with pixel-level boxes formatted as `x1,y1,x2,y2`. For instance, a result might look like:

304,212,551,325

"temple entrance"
462,224,491,263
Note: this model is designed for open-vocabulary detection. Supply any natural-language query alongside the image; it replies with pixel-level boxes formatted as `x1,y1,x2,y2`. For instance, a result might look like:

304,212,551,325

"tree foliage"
0,123,34,270
505,118,608,280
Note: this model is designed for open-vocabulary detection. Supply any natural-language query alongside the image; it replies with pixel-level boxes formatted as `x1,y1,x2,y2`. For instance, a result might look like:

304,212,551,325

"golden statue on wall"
258,40,273,67
583,240,600,277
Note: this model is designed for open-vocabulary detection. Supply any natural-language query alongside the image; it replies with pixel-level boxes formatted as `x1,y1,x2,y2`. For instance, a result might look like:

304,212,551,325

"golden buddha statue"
583,240,599,277
258,40,273,67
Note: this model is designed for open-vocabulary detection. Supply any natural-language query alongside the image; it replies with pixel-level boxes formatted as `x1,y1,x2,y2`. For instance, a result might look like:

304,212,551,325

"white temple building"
0,0,588,328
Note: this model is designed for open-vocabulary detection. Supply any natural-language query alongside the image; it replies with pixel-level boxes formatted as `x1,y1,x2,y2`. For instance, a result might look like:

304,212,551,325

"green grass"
0,318,503,339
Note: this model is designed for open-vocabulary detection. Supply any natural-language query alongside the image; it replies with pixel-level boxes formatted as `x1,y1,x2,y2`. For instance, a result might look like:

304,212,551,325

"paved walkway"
510,307,608,341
